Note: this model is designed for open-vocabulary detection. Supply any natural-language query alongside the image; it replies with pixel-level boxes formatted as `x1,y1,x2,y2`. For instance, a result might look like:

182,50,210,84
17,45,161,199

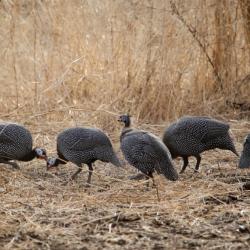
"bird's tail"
231,147,239,157
228,130,239,156
110,153,122,167
239,153,250,168
156,159,178,181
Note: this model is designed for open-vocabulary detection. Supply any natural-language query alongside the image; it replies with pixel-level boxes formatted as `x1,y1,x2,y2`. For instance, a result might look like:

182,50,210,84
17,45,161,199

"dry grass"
0,120,250,250
0,0,250,249
0,0,250,124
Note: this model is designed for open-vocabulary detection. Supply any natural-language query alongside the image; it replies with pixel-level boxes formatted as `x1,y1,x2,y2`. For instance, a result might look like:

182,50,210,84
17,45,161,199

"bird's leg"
128,172,147,180
86,163,94,185
144,174,151,189
148,172,155,187
194,155,201,172
8,162,20,169
0,160,20,170
151,174,160,202
179,156,189,174
70,164,82,180
144,173,160,200
145,172,154,188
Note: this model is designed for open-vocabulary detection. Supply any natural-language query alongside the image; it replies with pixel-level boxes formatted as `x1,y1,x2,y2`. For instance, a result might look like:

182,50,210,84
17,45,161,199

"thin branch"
170,0,223,89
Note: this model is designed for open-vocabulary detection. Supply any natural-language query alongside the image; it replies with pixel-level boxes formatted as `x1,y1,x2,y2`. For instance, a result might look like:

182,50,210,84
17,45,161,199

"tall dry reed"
0,0,249,128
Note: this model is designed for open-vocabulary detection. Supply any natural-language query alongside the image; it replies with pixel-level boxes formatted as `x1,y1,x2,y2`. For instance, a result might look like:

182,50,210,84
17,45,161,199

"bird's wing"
0,124,32,159
200,119,229,142
62,131,111,151
0,124,16,143
172,117,229,142
0,149,17,160
122,131,167,163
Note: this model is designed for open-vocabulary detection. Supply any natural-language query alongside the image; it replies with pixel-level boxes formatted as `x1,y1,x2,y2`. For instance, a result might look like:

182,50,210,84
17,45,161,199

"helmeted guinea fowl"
239,134,250,168
118,114,178,182
162,116,239,173
0,123,47,168
46,127,122,184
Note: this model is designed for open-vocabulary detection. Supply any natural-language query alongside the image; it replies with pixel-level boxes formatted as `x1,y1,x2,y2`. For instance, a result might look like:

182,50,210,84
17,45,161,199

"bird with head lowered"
46,127,122,185
118,114,178,183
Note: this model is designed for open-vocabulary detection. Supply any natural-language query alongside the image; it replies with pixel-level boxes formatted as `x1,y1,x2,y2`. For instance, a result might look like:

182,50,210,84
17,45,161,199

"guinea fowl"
46,127,122,184
118,115,178,182
0,123,47,168
163,116,238,174
239,134,250,168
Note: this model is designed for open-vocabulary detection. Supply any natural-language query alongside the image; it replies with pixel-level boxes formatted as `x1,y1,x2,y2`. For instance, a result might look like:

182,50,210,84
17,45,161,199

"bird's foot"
0,161,20,170
243,182,250,190
9,162,20,170
63,177,74,185
62,180,70,186
128,173,147,180
84,182,91,188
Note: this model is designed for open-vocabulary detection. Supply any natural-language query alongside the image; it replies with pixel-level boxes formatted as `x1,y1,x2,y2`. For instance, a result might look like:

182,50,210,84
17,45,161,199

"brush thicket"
0,0,249,127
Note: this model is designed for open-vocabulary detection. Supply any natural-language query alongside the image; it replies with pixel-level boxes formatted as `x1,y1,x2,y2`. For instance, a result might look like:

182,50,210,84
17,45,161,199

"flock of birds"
0,115,249,186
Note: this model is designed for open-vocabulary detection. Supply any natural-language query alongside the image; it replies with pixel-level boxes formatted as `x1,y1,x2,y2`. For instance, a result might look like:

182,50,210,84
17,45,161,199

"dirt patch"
0,121,250,250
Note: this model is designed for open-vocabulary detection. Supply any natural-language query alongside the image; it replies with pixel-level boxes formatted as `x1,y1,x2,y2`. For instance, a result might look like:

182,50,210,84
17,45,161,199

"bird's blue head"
34,148,47,160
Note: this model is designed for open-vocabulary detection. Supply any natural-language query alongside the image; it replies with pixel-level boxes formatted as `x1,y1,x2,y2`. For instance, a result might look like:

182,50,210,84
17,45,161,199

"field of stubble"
0,119,249,250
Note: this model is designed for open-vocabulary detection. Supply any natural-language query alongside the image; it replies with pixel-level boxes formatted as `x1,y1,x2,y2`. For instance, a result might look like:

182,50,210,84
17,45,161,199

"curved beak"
39,155,48,161
46,162,59,171
46,164,52,171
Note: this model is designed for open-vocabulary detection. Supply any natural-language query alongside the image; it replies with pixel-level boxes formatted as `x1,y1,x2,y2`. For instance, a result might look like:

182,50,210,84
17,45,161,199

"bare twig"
170,0,223,89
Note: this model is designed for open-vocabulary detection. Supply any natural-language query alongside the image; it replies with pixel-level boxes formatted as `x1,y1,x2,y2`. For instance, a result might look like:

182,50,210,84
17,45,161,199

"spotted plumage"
118,115,178,181
239,134,250,168
0,123,47,168
47,127,121,184
163,116,238,173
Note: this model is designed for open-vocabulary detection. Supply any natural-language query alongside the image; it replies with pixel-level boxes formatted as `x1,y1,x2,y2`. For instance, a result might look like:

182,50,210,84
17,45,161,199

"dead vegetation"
0,0,250,123
0,120,249,250
0,0,250,249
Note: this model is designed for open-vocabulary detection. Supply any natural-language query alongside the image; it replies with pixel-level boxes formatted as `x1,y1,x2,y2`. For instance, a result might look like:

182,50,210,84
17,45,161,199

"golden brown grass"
0,0,249,124
0,0,250,249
